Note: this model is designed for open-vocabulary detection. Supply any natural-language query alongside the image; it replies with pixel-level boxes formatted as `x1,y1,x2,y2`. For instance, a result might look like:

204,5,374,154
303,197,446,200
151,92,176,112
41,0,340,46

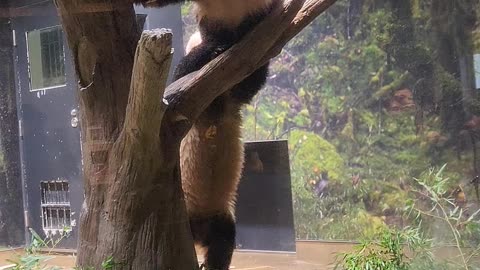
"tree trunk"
54,1,197,268
54,0,337,268
0,16,24,247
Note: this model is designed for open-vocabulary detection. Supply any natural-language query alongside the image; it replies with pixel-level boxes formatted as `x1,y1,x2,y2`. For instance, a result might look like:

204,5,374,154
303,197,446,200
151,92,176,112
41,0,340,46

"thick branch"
56,2,197,269
164,0,337,124
264,0,337,62
107,29,173,223
123,29,172,146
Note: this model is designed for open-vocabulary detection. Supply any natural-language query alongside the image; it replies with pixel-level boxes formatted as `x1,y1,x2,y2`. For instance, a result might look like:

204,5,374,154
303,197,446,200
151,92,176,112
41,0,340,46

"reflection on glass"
474,54,480,90
27,26,66,91
226,0,480,259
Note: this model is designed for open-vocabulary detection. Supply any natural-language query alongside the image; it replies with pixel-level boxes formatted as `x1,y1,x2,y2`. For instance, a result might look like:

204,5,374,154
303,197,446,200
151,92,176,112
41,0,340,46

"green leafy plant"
334,227,432,270
406,165,480,270
6,228,122,270
334,165,480,270
101,256,124,270
72,256,124,270
7,228,70,270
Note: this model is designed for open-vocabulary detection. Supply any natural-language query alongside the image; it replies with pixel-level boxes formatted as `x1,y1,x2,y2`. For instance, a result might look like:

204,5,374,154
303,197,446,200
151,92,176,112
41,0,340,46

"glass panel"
196,0,480,267
26,26,66,91
474,54,480,90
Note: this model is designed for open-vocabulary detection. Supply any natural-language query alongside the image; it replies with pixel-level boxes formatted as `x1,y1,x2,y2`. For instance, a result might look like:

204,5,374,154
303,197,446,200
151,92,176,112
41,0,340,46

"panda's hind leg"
204,213,236,270
190,213,236,270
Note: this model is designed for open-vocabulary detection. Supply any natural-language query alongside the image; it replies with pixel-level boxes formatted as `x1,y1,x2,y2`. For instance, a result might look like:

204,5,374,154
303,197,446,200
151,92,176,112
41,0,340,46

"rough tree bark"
54,0,337,269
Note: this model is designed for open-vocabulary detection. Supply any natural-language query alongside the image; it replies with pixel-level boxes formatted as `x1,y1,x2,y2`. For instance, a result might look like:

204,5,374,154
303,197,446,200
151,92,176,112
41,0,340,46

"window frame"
25,25,68,92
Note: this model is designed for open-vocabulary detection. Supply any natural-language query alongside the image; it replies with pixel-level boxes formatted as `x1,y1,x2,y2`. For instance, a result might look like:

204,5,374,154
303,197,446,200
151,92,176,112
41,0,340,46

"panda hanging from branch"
133,0,279,269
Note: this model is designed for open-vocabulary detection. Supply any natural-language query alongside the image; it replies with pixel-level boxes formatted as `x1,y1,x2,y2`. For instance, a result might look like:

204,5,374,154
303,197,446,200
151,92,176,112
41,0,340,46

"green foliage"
100,256,123,270
238,0,479,243
334,227,432,270
335,166,480,270
7,228,69,270
406,165,480,269
7,228,116,270
289,130,344,182
242,92,290,141
180,2,192,16
72,257,123,270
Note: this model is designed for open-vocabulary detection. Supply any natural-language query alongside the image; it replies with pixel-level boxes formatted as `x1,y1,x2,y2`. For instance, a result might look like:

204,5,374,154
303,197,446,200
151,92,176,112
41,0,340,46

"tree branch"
264,0,338,62
164,0,337,125
123,29,173,147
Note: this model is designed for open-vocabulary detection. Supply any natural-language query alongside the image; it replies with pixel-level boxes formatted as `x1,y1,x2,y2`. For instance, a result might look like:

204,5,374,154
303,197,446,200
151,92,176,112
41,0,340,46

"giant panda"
134,1,278,269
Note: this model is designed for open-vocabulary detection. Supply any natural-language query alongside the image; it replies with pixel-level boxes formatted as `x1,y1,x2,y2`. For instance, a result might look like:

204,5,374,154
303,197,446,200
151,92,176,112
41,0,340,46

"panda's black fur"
134,0,277,269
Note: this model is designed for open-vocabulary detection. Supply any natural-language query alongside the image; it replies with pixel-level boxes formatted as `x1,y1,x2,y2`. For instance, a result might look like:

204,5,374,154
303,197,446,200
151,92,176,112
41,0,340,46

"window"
40,180,72,233
26,26,67,91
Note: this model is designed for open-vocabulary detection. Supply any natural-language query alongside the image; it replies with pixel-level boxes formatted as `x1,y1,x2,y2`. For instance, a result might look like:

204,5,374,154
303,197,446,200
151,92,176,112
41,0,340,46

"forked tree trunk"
54,0,337,269
54,2,197,268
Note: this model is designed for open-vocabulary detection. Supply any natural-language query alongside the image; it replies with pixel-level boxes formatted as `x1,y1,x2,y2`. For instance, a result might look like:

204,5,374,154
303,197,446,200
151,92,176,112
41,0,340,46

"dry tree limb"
165,0,337,126
122,29,172,146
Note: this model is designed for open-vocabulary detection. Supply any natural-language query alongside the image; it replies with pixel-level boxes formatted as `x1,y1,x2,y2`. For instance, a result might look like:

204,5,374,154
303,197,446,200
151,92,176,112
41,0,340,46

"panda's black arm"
173,42,227,80
230,63,269,105
133,0,187,8
175,42,269,105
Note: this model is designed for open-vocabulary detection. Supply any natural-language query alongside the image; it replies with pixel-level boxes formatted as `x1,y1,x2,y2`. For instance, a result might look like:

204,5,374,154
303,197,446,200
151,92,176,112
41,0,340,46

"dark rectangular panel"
235,140,296,252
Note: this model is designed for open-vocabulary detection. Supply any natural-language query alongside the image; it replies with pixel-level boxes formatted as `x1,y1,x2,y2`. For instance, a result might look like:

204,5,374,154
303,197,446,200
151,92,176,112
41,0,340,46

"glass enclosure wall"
182,0,480,261
0,0,479,268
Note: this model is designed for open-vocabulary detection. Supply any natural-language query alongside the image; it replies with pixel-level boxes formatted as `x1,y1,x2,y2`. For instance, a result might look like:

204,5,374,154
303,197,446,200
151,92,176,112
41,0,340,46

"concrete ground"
0,241,354,270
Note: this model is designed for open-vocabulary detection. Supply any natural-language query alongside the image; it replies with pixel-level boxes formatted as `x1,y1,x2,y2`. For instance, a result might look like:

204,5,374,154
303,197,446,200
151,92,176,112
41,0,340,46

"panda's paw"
213,46,229,57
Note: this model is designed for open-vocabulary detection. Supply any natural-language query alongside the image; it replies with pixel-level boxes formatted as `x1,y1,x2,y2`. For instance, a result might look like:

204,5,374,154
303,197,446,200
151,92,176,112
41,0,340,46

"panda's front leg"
174,41,227,80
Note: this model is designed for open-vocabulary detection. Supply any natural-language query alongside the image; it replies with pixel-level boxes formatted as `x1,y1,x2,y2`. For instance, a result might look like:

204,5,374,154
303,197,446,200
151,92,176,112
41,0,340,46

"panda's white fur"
193,0,273,26
185,31,202,54
180,98,244,218
181,0,274,218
